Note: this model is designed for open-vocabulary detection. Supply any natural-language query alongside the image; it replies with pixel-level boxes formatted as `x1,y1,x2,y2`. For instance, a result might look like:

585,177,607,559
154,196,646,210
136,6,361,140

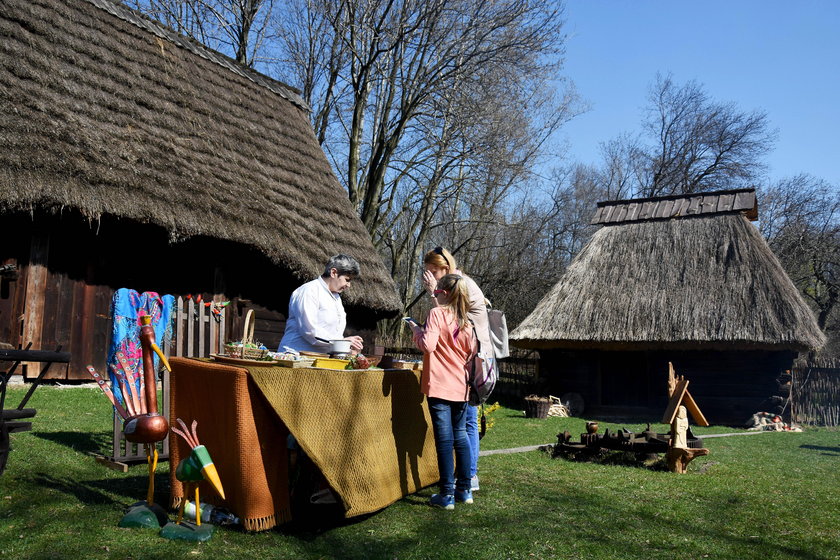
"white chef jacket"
278,277,346,353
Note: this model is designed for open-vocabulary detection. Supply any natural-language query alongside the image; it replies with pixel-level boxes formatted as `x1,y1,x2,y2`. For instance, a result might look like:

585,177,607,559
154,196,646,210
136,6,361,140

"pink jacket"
413,307,476,402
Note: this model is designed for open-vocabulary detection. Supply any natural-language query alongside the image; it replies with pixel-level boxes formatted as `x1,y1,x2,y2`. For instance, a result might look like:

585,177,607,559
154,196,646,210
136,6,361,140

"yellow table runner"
247,366,439,518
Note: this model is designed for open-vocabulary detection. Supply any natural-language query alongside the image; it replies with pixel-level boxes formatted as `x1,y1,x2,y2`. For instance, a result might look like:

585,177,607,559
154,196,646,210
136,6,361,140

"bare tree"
640,73,776,197
126,0,274,67
759,175,840,354
274,0,573,225
594,133,645,201
273,0,579,330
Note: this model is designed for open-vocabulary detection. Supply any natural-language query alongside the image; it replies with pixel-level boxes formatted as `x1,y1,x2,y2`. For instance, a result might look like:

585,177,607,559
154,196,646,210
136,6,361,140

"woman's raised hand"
422,270,437,294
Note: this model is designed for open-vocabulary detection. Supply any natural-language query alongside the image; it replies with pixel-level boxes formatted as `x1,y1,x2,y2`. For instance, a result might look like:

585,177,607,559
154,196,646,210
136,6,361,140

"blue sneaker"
429,494,454,510
455,489,473,504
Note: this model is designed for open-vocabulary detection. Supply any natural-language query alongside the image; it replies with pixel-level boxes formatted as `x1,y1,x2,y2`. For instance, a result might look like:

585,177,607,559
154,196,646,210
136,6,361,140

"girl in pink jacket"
410,274,476,510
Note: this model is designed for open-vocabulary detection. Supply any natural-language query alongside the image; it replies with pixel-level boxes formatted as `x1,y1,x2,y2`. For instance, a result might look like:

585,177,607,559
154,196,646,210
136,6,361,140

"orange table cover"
168,357,439,531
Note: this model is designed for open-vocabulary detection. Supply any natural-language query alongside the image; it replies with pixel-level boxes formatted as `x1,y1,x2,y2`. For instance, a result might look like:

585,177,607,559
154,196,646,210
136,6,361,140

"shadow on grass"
32,430,111,455
276,488,436,540
799,444,840,456
290,478,829,560
550,448,671,472
28,471,169,507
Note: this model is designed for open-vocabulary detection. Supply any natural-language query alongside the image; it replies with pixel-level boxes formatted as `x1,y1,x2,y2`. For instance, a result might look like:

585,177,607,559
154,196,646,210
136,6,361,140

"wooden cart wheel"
0,419,9,476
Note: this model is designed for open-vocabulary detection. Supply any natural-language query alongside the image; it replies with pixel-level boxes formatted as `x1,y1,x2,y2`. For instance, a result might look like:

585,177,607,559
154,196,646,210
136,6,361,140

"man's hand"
345,335,364,352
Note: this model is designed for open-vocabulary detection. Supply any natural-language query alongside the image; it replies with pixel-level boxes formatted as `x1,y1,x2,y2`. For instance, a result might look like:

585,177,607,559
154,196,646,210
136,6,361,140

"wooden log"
666,447,710,473
1,408,36,420
0,350,71,363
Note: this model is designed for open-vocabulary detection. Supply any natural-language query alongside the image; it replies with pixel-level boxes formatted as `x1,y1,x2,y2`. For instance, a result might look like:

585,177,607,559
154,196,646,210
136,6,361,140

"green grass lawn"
0,386,837,560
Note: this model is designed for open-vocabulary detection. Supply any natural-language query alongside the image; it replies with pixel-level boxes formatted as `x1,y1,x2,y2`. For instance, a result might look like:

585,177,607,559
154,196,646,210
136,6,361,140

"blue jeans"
428,397,471,495
465,405,479,478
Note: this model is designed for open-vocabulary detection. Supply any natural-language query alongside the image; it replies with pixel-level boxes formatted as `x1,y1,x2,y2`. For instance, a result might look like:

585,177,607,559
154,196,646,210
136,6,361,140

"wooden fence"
494,349,541,404
792,358,840,427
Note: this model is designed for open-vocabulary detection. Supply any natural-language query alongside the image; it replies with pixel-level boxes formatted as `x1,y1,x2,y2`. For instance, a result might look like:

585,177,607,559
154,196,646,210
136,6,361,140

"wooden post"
22,233,49,372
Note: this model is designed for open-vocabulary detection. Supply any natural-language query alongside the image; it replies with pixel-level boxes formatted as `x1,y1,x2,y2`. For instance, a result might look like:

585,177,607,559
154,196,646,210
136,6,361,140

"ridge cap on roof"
85,0,310,112
596,187,755,208
592,188,758,225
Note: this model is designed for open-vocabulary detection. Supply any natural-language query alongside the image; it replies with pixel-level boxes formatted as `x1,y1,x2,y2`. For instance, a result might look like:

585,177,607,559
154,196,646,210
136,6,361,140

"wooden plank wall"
539,348,797,426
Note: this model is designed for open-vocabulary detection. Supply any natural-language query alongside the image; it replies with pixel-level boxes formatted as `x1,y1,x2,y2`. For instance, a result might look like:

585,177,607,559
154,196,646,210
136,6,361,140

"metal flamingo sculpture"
86,314,171,505
118,314,171,505
170,418,225,526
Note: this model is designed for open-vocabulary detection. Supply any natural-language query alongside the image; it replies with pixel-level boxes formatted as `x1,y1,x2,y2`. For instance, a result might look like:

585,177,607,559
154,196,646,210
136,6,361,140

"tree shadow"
29,471,169,507
799,444,840,456
32,430,111,455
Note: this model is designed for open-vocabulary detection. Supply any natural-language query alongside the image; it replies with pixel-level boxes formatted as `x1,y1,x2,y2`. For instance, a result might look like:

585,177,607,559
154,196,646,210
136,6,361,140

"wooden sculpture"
666,405,709,473
663,364,710,473
87,314,171,507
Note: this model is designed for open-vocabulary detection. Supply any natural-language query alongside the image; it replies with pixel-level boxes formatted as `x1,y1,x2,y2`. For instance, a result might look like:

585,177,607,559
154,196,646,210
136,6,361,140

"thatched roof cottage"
511,188,824,425
0,0,401,378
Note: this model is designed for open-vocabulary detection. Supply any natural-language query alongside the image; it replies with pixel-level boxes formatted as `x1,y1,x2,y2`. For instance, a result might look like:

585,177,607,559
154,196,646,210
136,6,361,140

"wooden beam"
662,378,689,424
667,362,677,397
0,350,71,363
22,232,49,367
682,390,710,427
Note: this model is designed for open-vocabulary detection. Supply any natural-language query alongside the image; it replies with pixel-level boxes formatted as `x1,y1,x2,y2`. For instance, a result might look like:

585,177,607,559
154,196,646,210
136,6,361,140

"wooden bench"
0,345,72,475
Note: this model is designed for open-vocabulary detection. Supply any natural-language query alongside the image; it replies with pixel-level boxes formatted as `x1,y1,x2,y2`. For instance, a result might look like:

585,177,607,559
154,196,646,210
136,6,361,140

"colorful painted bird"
86,313,172,507
170,418,225,526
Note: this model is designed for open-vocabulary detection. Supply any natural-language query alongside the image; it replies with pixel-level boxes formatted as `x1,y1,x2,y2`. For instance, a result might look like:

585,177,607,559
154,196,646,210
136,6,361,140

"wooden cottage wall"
1,213,311,377
1,221,112,380
540,348,797,426
664,350,797,425
0,218,28,349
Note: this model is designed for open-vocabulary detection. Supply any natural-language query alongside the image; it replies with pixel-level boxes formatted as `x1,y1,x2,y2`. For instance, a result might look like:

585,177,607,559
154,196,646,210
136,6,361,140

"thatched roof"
0,0,401,313
511,189,825,351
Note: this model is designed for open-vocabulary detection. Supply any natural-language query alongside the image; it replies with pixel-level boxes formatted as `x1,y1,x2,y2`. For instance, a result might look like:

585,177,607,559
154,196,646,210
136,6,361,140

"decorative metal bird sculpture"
170,418,225,526
87,314,171,508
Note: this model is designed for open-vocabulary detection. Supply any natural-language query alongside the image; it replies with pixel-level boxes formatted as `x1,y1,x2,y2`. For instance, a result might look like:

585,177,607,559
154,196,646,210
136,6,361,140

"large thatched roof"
512,189,825,351
0,0,401,313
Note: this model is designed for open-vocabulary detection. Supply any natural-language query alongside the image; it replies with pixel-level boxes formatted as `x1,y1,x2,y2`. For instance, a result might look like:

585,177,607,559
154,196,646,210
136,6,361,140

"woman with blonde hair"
409,273,476,510
422,247,489,492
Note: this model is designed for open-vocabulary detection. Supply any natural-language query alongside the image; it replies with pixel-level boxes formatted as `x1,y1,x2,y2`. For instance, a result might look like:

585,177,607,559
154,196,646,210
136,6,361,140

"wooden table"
168,357,439,531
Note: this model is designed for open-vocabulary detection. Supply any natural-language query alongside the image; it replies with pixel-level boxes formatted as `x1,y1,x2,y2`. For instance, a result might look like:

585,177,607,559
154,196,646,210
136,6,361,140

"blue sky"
557,0,840,186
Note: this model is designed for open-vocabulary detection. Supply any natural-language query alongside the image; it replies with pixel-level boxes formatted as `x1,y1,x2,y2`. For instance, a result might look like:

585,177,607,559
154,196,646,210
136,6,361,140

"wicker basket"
225,309,268,360
524,395,551,419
